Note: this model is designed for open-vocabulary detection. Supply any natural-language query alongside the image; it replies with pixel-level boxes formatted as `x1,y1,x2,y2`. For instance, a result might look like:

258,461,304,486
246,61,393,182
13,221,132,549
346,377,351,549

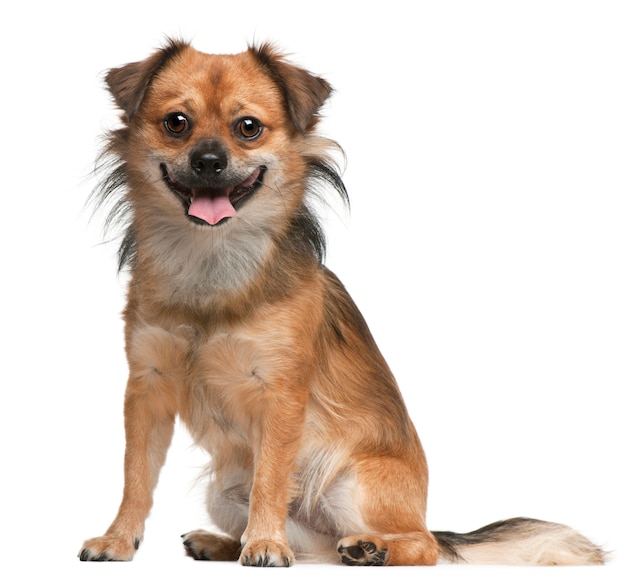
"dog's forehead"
148,48,282,114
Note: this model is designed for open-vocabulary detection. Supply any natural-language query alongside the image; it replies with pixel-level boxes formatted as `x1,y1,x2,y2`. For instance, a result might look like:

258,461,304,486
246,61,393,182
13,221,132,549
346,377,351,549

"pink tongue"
188,190,236,225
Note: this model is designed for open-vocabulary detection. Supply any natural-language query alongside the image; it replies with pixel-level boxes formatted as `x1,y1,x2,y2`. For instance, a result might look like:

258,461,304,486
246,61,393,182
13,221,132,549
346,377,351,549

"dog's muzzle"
161,163,266,226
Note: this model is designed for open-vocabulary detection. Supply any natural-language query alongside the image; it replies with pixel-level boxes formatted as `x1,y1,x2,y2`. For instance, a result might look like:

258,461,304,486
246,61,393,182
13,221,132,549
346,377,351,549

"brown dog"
79,40,604,567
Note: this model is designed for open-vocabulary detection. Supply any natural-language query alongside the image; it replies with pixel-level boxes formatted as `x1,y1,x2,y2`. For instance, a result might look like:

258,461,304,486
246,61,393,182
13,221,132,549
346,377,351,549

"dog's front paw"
239,539,294,567
79,535,140,561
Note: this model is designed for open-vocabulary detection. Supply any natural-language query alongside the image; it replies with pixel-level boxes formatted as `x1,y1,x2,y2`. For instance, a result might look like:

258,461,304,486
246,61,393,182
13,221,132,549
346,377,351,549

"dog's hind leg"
337,531,439,566
335,455,439,566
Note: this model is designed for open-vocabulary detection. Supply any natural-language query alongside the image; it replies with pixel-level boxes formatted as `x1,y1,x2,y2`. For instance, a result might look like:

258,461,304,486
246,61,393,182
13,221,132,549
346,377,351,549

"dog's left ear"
106,38,189,122
250,43,332,134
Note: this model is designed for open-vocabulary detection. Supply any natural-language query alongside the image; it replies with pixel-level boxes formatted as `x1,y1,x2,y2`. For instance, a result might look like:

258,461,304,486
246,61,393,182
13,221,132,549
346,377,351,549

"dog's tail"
432,517,606,565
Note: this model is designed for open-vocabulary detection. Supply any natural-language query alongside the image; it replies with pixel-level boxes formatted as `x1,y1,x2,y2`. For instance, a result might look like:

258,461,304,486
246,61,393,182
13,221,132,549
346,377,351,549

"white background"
1,1,624,583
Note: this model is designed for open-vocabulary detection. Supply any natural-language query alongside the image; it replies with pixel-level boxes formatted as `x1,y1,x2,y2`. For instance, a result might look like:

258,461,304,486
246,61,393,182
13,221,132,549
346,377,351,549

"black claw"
134,538,140,550
79,549,90,561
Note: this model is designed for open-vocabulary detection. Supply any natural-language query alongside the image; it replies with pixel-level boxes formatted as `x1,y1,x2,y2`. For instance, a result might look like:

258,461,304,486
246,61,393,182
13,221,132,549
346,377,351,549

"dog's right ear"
106,38,189,122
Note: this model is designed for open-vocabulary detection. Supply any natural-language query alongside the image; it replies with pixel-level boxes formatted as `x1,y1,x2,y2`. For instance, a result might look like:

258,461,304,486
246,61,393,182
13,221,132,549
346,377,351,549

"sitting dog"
79,40,604,567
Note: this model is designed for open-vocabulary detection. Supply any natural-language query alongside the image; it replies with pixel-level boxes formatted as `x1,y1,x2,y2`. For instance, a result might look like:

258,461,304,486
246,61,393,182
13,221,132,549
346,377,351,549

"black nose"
190,142,228,176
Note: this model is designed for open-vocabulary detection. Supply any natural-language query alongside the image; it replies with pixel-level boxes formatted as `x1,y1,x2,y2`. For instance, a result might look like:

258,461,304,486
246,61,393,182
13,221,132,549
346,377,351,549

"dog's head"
102,40,341,248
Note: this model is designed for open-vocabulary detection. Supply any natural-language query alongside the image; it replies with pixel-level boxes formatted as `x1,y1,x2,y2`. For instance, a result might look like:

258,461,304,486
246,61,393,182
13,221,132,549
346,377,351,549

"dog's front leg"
239,387,307,567
79,377,176,561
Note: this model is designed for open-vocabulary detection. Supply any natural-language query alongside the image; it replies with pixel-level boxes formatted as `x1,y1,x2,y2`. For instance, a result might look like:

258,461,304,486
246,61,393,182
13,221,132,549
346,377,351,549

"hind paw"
338,536,387,566
181,530,240,561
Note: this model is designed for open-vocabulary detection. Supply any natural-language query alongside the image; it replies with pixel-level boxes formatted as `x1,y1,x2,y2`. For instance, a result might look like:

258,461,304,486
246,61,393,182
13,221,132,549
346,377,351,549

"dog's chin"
160,164,266,226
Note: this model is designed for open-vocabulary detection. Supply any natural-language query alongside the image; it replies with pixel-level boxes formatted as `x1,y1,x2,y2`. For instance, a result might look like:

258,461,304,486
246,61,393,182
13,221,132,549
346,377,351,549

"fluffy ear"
250,43,333,134
105,38,189,121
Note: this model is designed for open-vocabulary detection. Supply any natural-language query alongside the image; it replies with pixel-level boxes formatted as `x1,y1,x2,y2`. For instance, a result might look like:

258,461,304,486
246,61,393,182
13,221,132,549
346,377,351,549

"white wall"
1,1,623,582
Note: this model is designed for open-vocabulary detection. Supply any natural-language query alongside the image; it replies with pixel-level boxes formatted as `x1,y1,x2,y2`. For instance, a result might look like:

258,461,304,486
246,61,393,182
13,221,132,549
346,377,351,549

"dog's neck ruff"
140,213,275,307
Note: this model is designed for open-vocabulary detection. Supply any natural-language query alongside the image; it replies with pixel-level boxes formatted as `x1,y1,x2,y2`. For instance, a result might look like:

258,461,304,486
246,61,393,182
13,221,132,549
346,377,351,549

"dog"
79,39,605,567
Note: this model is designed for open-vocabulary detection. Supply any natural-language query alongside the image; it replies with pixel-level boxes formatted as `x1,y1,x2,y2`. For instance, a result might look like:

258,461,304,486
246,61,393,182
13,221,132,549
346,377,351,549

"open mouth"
161,164,266,226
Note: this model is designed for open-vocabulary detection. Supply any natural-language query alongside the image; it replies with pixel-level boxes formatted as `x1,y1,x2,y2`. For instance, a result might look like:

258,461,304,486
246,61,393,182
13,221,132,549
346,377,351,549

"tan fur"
79,40,604,567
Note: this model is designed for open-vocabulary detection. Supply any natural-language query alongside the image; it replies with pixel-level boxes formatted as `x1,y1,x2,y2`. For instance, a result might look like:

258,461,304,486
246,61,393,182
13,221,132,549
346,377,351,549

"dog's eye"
164,113,191,135
236,117,263,140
